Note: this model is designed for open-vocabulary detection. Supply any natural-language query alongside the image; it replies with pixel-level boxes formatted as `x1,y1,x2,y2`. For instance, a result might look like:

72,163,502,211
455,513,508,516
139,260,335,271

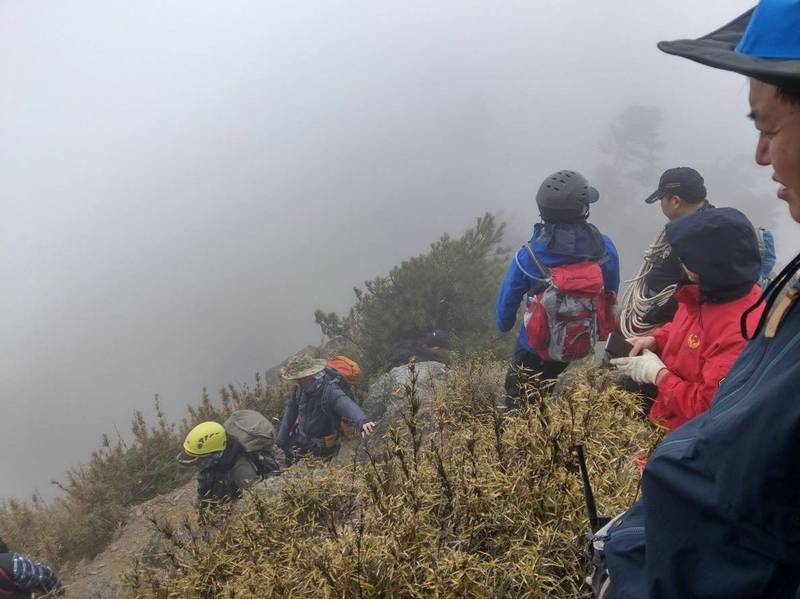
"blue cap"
658,1,800,81
736,0,800,58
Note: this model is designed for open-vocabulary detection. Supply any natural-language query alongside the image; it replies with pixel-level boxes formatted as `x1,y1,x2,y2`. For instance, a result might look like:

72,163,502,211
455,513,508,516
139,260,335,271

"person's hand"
361,421,376,437
610,349,668,385
627,335,658,357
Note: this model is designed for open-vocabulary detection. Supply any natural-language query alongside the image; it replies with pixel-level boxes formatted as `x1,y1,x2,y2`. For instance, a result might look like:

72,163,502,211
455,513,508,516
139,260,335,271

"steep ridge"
60,361,449,597
61,481,197,598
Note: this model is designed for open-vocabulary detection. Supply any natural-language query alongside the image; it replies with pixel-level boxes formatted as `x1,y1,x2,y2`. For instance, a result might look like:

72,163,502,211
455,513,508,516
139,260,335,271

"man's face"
296,374,317,391
659,194,699,221
749,79,800,222
659,194,681,220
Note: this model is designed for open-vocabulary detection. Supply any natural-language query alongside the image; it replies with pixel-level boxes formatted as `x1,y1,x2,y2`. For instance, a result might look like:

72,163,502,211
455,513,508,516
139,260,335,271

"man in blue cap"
603,2,800,598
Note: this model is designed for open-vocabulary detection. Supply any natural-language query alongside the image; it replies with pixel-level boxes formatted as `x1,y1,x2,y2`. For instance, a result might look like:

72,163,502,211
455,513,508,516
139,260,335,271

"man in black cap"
620,167,713,336
603,2,800,598
644,166,709,220
387,329,451,369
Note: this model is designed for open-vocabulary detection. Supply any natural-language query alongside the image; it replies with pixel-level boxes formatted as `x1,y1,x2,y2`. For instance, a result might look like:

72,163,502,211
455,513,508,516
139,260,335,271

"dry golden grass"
128,358,661,598
0,374,293,571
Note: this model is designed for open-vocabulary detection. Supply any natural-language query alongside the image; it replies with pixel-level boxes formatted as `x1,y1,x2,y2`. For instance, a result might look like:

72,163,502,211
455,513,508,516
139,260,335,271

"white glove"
610,349,667,385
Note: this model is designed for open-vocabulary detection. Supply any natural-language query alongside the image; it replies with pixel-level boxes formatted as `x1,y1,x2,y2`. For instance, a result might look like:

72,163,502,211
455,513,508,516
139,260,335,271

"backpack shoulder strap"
318,377,346,444
521,243,551,280
319,376,339,423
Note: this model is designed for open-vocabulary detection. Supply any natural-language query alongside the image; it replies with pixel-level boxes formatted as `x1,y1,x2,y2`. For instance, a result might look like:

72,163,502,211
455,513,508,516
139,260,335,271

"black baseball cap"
644,167,707,204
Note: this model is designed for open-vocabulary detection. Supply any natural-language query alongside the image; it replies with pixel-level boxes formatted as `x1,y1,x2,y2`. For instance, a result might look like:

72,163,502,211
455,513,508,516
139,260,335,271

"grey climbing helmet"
536,170,599,212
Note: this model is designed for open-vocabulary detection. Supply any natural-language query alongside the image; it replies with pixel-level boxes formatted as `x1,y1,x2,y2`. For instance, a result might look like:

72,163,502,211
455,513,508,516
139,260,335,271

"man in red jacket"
611,207,764,429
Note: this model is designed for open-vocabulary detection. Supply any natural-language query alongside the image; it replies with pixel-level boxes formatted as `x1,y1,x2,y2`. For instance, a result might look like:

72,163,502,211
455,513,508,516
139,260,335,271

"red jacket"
649,284,763,429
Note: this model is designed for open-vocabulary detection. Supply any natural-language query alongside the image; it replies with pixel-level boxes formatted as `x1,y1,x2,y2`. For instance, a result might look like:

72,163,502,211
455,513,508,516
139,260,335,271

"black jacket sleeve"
642,296,679,327
644,251,686,296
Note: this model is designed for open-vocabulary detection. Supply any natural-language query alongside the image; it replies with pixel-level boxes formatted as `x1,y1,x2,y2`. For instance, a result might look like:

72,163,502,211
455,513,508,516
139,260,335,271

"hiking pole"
573,442,608,533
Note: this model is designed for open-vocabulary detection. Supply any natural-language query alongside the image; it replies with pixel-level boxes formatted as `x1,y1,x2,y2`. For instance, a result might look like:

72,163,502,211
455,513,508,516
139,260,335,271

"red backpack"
522,243,616,362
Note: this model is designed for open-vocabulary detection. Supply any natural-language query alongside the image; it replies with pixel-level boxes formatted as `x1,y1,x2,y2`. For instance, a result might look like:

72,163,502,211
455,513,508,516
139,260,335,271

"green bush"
315,213,509,377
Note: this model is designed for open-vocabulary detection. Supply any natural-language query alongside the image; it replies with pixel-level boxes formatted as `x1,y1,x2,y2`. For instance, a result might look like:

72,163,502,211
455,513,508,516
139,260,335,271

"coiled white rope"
620,228,677,338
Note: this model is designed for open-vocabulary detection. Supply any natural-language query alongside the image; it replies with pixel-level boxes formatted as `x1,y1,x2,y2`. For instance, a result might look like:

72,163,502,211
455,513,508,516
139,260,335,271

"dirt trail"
60,480,196,598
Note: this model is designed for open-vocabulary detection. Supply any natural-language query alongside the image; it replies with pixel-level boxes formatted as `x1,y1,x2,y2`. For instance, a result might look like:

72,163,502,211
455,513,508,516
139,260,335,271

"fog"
1,0,794,498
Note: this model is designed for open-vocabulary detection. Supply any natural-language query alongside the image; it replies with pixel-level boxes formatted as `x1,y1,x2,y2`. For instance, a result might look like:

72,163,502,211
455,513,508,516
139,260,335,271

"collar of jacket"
531,222,607,260
674,284,701,310
205,436,244,472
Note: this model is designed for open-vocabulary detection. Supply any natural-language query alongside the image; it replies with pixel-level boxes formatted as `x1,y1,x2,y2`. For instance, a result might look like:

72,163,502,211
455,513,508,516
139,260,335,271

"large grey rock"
361,361,447,423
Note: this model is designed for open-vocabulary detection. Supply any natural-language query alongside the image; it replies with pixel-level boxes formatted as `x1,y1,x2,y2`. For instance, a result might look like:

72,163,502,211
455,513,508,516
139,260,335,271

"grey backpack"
223,409,279,475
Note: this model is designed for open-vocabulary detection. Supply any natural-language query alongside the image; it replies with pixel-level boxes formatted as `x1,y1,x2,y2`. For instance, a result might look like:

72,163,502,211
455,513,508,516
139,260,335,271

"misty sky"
1,0,794,498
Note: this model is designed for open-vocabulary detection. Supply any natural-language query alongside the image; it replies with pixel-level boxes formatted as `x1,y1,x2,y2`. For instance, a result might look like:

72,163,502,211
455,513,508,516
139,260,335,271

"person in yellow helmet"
177,421,261,504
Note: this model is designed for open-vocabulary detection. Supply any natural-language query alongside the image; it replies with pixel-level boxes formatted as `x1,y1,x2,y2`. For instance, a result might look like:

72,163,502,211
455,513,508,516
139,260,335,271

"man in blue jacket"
604,2,800,597
496,170,619,405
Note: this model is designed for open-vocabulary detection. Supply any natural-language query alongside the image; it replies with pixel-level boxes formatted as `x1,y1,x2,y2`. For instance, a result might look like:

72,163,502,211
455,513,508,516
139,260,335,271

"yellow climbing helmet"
177,421,226,465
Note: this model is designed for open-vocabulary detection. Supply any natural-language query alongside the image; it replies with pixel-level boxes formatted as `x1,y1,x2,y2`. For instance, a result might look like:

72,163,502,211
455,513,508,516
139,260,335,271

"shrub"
315,213,509,377
129,358,661,597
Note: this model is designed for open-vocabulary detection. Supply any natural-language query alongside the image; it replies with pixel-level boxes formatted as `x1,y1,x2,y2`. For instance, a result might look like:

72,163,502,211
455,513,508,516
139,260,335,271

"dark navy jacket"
606,276,800,597
0,553,62,598
196,436,260,504
495,222,620,353
276,370,366,449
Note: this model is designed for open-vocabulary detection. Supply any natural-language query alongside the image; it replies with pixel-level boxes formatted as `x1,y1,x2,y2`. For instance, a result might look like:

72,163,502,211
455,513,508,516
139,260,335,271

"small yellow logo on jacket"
687,333,700,349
